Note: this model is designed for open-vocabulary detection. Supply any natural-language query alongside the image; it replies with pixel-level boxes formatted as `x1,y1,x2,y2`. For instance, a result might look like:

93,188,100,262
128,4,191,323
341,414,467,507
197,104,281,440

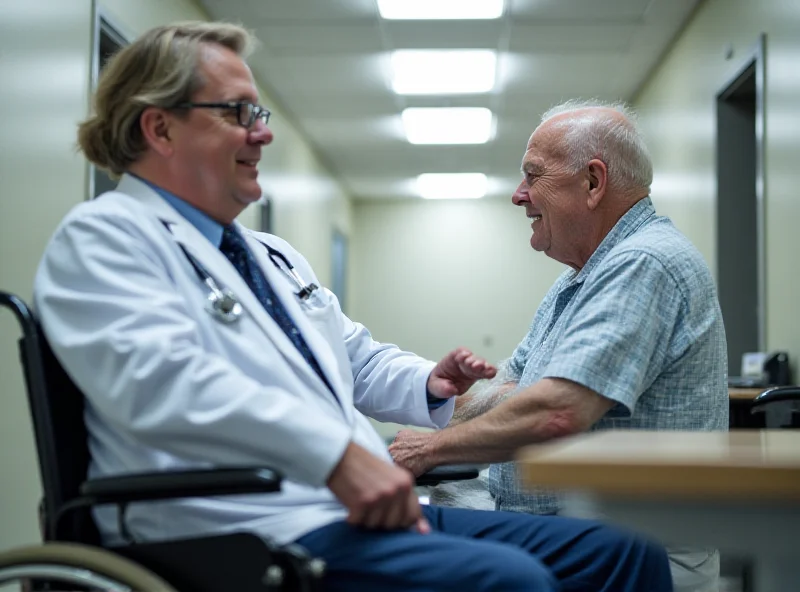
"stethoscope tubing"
161,221,318,322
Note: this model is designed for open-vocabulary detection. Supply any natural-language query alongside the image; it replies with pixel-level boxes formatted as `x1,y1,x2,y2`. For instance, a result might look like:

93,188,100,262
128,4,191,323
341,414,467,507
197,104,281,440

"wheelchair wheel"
0,542,178,591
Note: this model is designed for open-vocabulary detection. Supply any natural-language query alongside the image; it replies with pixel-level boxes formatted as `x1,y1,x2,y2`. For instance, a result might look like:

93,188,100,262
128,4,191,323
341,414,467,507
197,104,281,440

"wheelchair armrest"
751,386,800,413
415,464,481,486
80,467,282,505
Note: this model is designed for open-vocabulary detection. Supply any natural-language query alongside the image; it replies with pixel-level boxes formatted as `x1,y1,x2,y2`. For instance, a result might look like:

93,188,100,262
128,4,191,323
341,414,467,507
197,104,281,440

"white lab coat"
34,174,454,545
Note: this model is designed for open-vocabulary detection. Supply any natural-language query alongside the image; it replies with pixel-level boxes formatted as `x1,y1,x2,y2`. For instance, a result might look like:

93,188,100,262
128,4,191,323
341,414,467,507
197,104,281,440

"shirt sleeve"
542,251,685,417
342,316,453,428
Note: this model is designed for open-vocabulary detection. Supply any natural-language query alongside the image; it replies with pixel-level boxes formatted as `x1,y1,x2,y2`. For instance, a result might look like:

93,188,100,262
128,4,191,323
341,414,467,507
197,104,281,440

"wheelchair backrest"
0,292,99,543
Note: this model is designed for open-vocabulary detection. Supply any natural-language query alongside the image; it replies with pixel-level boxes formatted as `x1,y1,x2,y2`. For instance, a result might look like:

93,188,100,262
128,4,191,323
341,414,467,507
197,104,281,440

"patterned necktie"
219,226,336,399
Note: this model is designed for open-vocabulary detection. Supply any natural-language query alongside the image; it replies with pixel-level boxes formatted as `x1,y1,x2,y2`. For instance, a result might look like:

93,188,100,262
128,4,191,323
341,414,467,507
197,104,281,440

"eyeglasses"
174,101,271,128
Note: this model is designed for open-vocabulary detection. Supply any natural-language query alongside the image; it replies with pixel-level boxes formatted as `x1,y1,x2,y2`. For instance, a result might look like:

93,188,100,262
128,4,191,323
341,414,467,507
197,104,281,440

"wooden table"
729,388,770,429
729,387,767,401
518,430,800,591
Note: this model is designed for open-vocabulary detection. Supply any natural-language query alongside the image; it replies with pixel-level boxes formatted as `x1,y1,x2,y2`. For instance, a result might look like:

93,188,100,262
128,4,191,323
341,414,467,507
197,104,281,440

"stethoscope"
162,222,319,324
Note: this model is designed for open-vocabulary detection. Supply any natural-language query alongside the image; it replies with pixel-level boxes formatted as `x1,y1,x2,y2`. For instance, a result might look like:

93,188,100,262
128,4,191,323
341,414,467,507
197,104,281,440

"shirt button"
266,299,272,306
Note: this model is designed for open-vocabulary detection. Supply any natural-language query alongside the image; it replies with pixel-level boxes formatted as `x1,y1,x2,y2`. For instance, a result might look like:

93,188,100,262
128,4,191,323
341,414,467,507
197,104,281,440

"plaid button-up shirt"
487,197,729,515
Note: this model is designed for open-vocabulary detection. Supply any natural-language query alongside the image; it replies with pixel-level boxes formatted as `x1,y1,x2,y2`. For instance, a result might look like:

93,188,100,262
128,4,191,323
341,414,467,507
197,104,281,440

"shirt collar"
132,174,225,247
567,196,657,286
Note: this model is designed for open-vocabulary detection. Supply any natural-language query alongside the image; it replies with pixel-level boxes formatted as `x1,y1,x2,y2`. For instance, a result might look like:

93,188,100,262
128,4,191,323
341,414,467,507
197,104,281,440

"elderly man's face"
512,125,591,268
168,43,272,221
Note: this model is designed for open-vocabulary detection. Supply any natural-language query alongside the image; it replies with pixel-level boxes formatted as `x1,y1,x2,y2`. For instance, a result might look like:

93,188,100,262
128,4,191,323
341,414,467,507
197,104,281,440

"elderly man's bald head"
529,101,653,195
512,100,654,270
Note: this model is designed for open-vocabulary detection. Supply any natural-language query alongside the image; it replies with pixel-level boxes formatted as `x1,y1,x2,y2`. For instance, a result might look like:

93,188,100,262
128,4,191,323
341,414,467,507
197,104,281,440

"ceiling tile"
508,0,651,21
251,53,392,94
501,53,623,96
243,0,377,22
384,20,506,49
193,0,701,201
509,23,636,52
255,24,382,55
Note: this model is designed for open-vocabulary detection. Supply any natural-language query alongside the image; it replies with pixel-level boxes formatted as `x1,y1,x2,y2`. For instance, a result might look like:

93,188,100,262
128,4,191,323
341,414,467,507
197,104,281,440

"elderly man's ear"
586,159,608,210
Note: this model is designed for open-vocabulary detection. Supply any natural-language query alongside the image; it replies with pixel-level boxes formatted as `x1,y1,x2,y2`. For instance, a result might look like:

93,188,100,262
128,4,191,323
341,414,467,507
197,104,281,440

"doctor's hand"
427,347,497,400
327,442,431,534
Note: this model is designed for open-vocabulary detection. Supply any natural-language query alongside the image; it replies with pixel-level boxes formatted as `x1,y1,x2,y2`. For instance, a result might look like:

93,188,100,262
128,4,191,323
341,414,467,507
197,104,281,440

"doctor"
34,21,673,592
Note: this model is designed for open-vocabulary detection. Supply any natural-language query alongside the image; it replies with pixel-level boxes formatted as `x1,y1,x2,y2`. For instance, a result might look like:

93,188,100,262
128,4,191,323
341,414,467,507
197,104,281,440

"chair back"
0,291,99,543
751,387,800,429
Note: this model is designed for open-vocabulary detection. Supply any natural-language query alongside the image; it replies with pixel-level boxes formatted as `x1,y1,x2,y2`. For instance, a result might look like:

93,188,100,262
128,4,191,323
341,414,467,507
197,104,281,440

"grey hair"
539,99,653,192
78,21,256,178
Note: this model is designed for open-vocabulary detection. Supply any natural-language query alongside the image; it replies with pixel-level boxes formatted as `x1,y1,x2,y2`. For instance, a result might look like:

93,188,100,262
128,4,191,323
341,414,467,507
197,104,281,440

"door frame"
715,33,767,352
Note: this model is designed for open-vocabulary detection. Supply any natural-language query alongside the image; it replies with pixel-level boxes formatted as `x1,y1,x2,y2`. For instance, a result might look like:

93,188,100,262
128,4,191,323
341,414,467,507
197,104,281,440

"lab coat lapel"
116,176,338,404
240,226,352,413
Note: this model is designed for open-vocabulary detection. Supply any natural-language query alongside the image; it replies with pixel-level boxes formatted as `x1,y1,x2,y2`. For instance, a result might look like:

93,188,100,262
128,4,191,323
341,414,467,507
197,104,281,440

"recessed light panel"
417,173,488,199
391,50,496,95
402,107,493,144
378,0,504,20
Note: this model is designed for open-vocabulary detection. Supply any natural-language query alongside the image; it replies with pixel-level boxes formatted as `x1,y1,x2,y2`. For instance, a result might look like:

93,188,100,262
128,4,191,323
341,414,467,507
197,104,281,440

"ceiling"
197,0,701,201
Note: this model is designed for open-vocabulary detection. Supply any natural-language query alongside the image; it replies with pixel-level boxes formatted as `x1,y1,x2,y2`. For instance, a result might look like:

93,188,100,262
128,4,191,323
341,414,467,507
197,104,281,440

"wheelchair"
0,291,478,591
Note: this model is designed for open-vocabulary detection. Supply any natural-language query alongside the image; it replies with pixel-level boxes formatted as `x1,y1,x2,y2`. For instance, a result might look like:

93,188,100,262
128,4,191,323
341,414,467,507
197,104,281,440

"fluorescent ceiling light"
417,173,488,199
402,107,493,144
391,50,496,95
378,0,504,20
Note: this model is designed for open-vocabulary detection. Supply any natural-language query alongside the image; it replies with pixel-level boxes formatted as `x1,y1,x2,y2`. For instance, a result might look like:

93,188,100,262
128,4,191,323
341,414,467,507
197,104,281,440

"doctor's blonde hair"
78,21,255,178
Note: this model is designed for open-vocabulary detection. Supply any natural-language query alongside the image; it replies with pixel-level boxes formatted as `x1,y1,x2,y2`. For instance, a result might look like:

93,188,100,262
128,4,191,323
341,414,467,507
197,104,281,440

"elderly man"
33,23,673,592
390,101,728,591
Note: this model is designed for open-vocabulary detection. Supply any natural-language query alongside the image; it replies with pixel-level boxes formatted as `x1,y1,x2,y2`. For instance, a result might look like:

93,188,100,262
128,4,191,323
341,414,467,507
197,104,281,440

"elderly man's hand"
389,429,438,477
427,347,496,400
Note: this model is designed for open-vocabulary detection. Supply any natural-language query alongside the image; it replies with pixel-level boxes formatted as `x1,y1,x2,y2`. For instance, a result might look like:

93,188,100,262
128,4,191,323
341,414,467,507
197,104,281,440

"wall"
0,0,94,556
351,198,566,362
351,197,570,439
0,0,351,555
633,0,800,370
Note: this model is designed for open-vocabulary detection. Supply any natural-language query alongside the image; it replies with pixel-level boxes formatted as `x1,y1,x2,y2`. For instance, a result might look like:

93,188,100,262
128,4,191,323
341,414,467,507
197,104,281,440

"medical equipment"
166,227,319,323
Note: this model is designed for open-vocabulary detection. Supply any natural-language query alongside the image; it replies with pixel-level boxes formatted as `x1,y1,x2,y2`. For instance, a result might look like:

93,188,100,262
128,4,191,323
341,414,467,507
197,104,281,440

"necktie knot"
219,227,252,274
220,225,246,253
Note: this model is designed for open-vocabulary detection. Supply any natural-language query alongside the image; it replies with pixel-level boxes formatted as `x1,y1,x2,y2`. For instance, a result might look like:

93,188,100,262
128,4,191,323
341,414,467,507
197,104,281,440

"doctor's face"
168,43,273,223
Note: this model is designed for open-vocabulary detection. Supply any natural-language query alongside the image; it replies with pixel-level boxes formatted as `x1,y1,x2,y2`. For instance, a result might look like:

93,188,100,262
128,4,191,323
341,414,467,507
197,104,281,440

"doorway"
89,12,129,199
715,35,766,376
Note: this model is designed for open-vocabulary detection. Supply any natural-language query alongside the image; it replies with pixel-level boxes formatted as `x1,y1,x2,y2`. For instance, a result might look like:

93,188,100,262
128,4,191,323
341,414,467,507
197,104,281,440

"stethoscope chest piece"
206,285,242,323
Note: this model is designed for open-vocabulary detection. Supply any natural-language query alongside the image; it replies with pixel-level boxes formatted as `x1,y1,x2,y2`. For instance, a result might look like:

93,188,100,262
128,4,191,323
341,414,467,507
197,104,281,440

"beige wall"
0,0,351,553
633,0,800,370
0,0,93,555
351,197,568,440
351,198,566,362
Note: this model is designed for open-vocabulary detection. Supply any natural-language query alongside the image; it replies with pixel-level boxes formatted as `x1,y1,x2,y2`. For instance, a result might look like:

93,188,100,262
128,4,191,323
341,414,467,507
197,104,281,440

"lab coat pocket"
299,288,354,395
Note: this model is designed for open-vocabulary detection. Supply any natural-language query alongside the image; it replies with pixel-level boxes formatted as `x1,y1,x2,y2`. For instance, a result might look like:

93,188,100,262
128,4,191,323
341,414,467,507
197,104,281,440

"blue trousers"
296,505,673,591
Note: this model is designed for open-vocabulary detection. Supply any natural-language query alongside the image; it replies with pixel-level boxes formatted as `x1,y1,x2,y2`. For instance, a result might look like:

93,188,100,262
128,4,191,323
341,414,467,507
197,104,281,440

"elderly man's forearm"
433,400,566,465
432,413,551,465
450,382,518,425
431,378,614,466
